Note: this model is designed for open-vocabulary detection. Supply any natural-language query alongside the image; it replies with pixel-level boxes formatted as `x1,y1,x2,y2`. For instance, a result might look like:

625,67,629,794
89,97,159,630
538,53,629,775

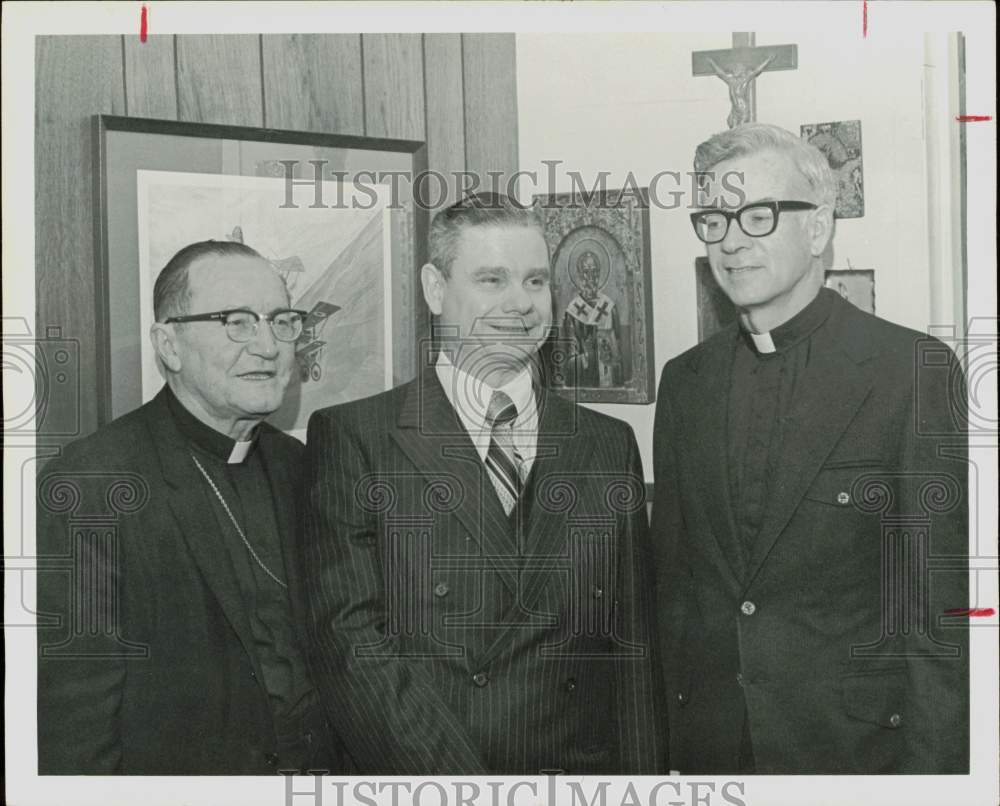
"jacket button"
676,691,687,703
592,586,604,599
889,712,902,728
472,672,490,687
264,752,279,767
565,677,577,692
433,581,450,597
736,673,744,686
740,600,757,616
837,491,851,505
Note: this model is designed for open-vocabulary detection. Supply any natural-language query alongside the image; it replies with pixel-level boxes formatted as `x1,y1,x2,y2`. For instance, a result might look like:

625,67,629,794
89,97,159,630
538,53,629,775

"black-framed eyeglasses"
163,309,308,343
690,200,818,244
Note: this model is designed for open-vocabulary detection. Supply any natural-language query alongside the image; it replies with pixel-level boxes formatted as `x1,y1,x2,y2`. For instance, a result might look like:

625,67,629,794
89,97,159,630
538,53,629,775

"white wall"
516,32,948,480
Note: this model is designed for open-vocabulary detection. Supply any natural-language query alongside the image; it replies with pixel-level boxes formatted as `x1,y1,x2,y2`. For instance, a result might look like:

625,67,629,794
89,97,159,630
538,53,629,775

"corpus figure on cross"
706,54,774,128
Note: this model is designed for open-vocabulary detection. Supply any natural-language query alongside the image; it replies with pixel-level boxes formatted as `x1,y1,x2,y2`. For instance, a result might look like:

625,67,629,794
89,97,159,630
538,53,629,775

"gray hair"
694,123,837,209
153,240,266,321
428,192,545,278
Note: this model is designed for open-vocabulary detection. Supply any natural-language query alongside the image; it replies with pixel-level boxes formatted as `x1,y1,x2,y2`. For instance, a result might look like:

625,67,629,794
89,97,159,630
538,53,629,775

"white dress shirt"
435,352,540,476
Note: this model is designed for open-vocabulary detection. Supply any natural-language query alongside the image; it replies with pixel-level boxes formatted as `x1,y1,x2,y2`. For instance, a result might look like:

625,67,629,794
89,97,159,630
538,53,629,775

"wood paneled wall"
35,33,518,443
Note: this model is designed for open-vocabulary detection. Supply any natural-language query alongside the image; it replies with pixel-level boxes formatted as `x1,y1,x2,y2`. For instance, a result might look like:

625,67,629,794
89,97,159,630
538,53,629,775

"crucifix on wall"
693,33,798,128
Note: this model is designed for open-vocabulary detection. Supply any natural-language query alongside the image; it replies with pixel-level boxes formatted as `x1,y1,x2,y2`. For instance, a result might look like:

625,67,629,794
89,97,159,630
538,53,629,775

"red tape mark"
944,607,996,617
140,5,148,43
863,0,868,38
956,115,992,122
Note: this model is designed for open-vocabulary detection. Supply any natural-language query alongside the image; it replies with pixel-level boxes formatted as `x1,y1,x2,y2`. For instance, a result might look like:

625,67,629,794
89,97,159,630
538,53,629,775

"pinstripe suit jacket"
301,368,664,774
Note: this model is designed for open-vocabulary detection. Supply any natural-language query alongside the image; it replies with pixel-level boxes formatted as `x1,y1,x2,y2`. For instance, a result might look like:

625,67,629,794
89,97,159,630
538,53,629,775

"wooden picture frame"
92,115,427,436
534,188,656,404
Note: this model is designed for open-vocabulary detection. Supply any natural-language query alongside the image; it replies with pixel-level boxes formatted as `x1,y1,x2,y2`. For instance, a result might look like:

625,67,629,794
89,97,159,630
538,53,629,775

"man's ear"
809,204,835,258
421,262,446,316
150,323,182,373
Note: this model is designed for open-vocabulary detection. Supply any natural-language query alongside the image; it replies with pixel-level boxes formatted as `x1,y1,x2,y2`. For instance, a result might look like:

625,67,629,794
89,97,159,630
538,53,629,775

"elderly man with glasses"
37,240,341,774
651,123,969,774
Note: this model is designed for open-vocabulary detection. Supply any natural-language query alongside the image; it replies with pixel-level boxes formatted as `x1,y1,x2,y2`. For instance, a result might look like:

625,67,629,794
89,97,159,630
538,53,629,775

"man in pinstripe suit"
301,193,664,774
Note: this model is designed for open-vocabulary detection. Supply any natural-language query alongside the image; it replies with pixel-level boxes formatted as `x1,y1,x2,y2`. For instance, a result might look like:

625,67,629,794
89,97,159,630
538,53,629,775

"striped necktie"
484,391,524,515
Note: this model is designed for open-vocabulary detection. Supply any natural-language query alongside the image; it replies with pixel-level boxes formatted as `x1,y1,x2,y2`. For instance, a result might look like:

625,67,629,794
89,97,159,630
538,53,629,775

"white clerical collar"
748,331,777,354
228,440,254,464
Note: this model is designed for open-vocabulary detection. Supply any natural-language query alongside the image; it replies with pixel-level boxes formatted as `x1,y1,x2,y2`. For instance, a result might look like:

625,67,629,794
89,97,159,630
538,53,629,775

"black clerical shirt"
727,288,837,560
165,389,329,770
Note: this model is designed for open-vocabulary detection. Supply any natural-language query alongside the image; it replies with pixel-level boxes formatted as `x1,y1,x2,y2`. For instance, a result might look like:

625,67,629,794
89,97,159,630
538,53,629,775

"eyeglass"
163,309,307,343
690,200,818,244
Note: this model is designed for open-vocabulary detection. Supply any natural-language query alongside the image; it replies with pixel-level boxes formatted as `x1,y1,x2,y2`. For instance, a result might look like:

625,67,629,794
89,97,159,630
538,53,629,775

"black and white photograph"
3,3,996,806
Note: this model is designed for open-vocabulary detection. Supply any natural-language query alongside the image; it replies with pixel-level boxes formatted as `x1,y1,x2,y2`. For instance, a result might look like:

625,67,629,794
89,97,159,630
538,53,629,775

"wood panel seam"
460,34,469,178
120,35,129,117
359,34,368,136
258,34,267,128
173,35,181,121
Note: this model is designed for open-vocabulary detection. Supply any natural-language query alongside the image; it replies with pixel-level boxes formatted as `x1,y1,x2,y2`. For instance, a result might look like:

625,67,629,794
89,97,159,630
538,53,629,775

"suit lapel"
390,370,520,596
472,388,595,668
516,389,595,610
682,329,745,592
742,302,875,590
143,391,267,684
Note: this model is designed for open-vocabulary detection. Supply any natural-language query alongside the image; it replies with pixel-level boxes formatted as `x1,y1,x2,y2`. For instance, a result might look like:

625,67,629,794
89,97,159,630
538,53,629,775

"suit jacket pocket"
841,670,908,728
802,464,886,508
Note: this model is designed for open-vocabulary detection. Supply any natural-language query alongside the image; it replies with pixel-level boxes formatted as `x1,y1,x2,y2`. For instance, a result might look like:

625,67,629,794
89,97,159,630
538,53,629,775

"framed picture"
93,115,427,439
824,269,875,314
695,261,877,341
533,188,656,404
800,119,864,219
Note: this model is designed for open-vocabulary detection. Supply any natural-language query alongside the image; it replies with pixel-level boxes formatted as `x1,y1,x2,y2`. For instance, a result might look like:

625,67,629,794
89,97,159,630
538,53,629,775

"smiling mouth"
725,265,763,275
238,371,276,380
489,323,530,333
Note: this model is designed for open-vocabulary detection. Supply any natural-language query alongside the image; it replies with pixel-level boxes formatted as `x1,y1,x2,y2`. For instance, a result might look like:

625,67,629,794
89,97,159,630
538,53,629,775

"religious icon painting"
800,119,865,218
824,269,876,314
533,188,656,404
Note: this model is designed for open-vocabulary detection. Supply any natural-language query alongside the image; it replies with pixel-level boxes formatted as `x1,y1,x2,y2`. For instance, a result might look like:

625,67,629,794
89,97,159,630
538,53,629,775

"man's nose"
719,215,750,253
246,319,280,357
502,282,535,314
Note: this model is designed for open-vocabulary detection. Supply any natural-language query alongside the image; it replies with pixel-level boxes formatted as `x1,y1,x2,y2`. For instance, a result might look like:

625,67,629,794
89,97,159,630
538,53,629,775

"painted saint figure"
563,250,623,388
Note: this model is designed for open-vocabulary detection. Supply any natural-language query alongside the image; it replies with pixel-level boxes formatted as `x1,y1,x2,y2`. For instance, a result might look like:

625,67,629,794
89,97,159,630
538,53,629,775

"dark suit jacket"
36,388,332,774
301,368,664,774
652,293,969,774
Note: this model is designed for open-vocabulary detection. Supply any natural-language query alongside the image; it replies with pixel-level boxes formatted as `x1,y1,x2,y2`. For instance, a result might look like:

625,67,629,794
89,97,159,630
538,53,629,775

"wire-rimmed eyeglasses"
690,200,818,244
163,309,307,343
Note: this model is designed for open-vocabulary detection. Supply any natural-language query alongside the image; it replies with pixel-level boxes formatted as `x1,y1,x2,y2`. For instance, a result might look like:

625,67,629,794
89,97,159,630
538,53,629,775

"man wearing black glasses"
37,240,339,774
652,124,968,774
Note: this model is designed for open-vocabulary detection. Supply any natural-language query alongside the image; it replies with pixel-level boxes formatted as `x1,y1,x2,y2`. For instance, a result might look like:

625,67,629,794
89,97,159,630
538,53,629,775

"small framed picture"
800,119,865,219
824,269,876,314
